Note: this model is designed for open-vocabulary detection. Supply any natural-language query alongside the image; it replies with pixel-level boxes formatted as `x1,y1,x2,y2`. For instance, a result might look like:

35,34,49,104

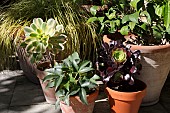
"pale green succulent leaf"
41,22,48,33
24,26,34,35
47,18,56,28
30,23,38,31
33,18,43,28
56,25,64,32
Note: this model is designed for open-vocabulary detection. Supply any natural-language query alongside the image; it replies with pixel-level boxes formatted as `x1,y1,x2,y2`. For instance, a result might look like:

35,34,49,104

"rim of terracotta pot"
129,44,170,53
105,80,147,101
70,88,99,103
103,35,170,53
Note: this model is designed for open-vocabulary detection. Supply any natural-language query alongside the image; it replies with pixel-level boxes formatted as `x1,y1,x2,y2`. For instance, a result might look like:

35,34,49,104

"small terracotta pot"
36,70,56,104
60,89,99,113
105,79,146,113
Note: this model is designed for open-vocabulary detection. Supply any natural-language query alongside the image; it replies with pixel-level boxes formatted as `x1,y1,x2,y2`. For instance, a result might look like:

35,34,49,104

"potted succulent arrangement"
43,52,100,113
87,0,170,106
20,17,67,104
96,39,146,113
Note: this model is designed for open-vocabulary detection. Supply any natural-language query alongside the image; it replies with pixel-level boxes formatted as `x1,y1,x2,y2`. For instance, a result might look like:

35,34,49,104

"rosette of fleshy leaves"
97,40,141,90
20,18,67,63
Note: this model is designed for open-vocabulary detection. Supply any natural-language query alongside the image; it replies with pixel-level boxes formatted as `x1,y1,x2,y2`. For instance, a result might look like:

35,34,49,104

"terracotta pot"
103,35,170,106
130,44,170,106
60,89,99,113
36,70,56,104
105,79,146,113
17,47,39,84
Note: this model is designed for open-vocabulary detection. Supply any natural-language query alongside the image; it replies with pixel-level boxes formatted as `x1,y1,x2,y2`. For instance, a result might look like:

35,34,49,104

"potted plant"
20,17,67,104
43,52,100,113
0,0,99,78
96,39,146,113
87,0,170,106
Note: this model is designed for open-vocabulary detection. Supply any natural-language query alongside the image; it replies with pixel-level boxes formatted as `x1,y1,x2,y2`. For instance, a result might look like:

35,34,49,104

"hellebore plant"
97,40,142,92
20,18,67,65
43,52,100,108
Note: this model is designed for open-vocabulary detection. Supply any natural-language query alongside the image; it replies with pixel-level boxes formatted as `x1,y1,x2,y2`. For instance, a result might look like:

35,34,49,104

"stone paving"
0,70,170,113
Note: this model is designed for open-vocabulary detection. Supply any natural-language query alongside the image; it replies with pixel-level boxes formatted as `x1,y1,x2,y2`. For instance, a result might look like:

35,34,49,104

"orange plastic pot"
60,89,99,113
105,80,146,113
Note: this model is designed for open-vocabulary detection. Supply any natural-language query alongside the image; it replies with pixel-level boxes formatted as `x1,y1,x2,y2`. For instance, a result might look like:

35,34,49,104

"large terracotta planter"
60,89,99,113
130,44,170,106
17,47,56,104
105,79,146,113
17,47,39,84
36,70,56,104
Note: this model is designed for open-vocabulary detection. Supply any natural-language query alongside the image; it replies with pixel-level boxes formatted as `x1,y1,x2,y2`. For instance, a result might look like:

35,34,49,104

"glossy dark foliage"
97,40,142,91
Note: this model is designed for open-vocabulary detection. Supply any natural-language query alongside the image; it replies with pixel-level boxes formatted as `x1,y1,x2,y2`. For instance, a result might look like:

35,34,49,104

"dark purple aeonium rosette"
96,40,142,91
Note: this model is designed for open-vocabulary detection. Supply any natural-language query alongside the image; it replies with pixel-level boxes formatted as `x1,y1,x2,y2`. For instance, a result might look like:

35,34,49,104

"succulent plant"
20,18,67,63
43,52,100,108
97,40,142,91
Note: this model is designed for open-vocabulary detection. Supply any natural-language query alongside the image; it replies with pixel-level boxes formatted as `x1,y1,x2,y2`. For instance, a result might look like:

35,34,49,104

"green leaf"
122,15,130,24
79,88,88,105
155,5,164,17
72,60,79,71
55,75,64,90
90,6,98,16
87,17,98,23
81,81,90,87
109,21,115,33
41,22,47,33
79,60,91,71
69,88,80,96
91,74,100,80
56,25,64,32
129,12,139,23
140,11,151,24
115,20,120,26
129,22,136,31
107,12,116,20
56,89,65,97
64,82,70,91
79,67,94,73
24,27,34,34
130,0,140,10
42,75,56,82
47,18,56,28
140,23,147,30
30,33,38,37
33,18,43,28
26,42,34,52
30,23,38,31
71,52,80,63
99,23,105,33
20,42,27,47
120,26,129,35
55,98,61,109
98,17,105,23
46,81,55,88
164,1,170,30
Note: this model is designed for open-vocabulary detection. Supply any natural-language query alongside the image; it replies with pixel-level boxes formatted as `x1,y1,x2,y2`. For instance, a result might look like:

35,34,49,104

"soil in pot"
106,79,146,113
